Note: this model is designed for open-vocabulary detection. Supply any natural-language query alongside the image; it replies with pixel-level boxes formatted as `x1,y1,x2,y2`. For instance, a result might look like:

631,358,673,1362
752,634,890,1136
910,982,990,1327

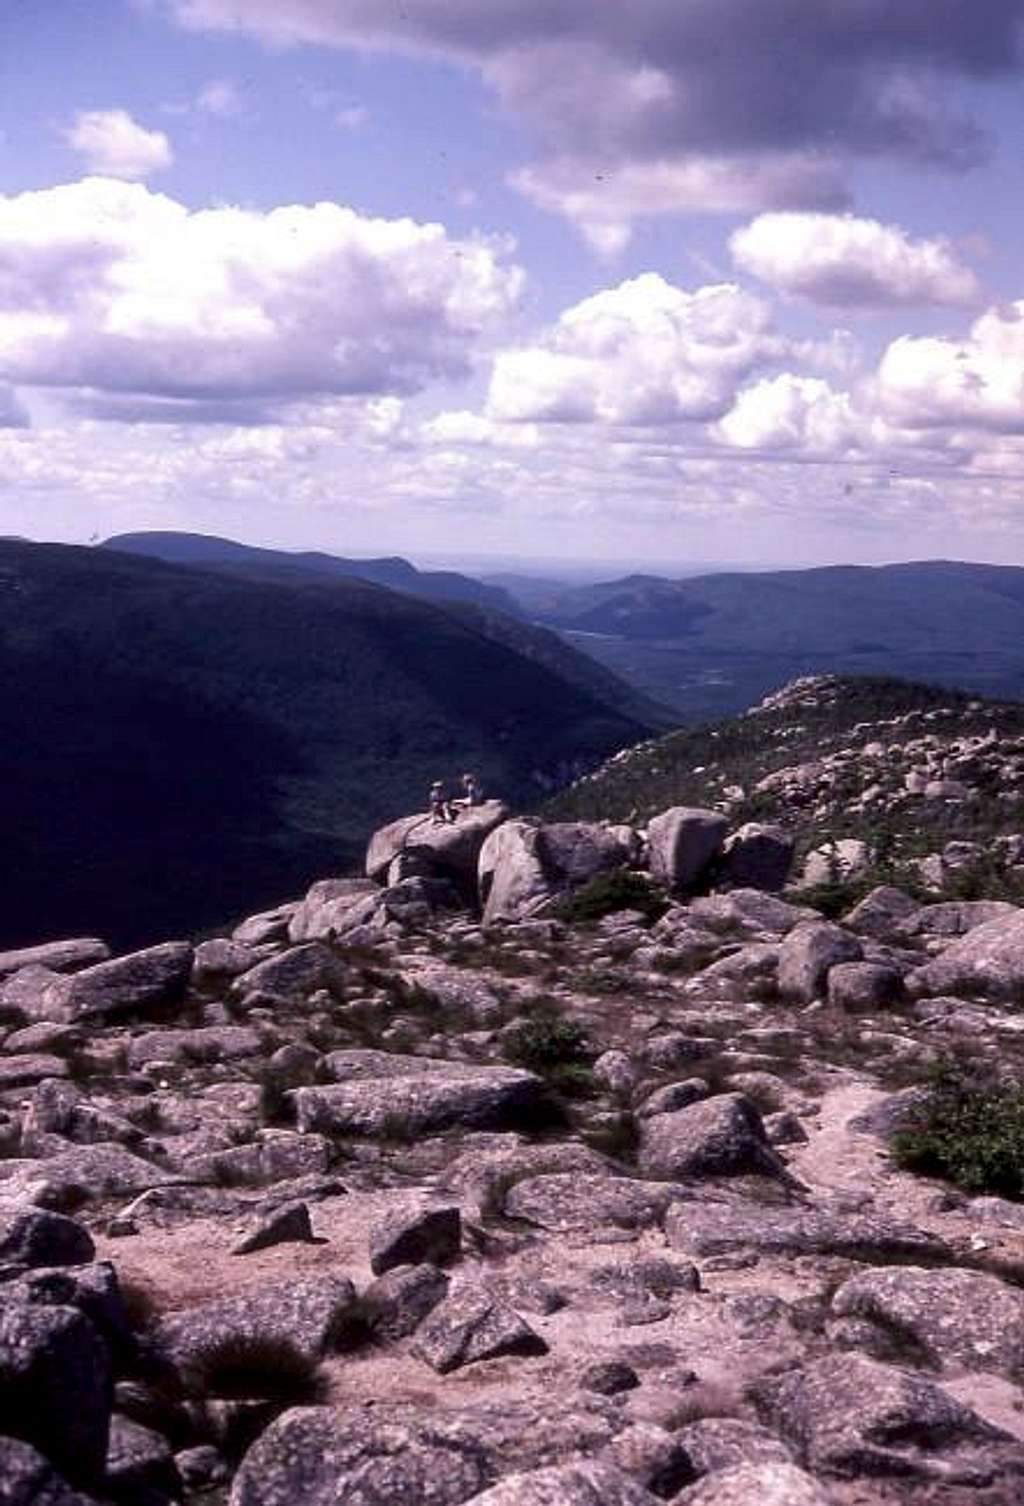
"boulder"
646,809,728,891
231,943,346,1000
440,1141,613,1221
0,1056,68,1089
231,1406,496,1506
0,1436,96,1506
777,920,862,1003
0,939,109,982
831,1266,1024,1378
105,1416,179,1500
294,1053,548,1139
0,1202,94,1267
751,1353,1018,1483
469,1462,656,1505
0,1303,112,1484
192,938,265,982
666,1202,949,1264
126,1025,262,1068
637,1094,786,1181
800,839,869,888
503,1173,685,1232
718,824,793,891
231,1201,317,1256
0,1146,179,1208
686,890,813,936
413,1283,548,1373
675,1418,793,1478
908,909,1024,1001
479,820,634,925
907,900,1020,940
843,885,921,940
359,1264,450,1342
369,1200,461,1276
155,1274,356,1382
6,1262,131,1359
288,878,382,943
231,905,298,946
367,802,509,886
827,962,902,1010
676,1463,830,1506
40,943,193,1023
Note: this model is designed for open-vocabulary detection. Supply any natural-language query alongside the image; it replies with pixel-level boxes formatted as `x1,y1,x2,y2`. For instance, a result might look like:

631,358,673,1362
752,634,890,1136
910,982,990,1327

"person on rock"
428,780,456,824
450,772,483,816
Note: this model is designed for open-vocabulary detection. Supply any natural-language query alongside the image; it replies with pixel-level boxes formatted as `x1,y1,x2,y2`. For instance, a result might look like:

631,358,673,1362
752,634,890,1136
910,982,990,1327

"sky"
3,3,1024,570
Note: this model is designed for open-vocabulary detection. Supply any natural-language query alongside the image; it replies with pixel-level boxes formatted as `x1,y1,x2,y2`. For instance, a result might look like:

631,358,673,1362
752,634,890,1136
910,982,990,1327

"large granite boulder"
0,1303,113,1484
831,1265,1024,1378
719,824,793,891
646,808,728,891
637,1093,786,1181
479,820,635,924
413,1283,548,1374
0,939,109,982
229,1404,496,1506
777,920,862,1003
676,1463,830,1505
295,1051,548,1138
39,943,193,1023
751,1353,1017,1482
0,1203,94,1268
367,802,509,886
288,878,384,943
469,1462,656,1505
231,943,346,1001
907,909,1024,1001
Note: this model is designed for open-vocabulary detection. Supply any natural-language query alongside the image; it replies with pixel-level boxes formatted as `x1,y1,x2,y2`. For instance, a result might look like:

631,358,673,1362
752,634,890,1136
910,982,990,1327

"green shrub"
504,1012,592,1073
892,1060,1024,1199
556,868,669,924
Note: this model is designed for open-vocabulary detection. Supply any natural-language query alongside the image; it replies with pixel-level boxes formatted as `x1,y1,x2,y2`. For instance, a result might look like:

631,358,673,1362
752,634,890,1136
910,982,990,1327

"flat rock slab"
294,1057,547,1139
0,1146,180,1208
676,1463,830,1506
413,1283,548,1374
831,1265,1024,1378
0,939,110,982
126,1026,262,1068
41,943,193,1023
665,1202,950,1263
751,1353,1019,1484
229,1404,496,1506
156,1274,356,1380
503,1173,689,1232
0,1054,69,1088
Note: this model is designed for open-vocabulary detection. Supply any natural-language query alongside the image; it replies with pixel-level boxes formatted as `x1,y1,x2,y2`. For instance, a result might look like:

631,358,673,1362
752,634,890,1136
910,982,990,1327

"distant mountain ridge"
1,540,653,950
510,559,1024,719
102,531,521,616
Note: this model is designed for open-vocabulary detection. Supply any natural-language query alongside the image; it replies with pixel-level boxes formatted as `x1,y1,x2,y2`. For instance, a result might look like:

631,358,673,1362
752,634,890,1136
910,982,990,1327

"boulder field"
3,802,1024,1503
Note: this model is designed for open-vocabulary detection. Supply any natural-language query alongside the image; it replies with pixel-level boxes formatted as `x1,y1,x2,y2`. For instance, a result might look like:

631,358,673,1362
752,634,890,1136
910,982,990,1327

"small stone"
580,1359,640,1395
232,1200,317,1255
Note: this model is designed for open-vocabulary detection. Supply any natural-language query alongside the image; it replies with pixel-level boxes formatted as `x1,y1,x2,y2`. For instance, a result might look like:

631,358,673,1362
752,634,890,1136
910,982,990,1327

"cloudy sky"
3,2,1024,568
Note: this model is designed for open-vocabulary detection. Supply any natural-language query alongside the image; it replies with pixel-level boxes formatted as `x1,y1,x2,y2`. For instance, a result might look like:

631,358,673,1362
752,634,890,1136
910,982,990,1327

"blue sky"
3,1,1024,569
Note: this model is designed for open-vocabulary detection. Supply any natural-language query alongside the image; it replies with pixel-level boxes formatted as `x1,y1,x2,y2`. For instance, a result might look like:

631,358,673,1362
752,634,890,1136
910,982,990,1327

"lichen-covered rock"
288,877,382,941
503,1173,685,1231
0,1435,96,1506
637,1093,785,1181
369,1200,461,1276
368,803,509,886
646,808,728,891
907,909,1024,1001
777,920,862,1003
0,1303,113,1484
229,1404,496,1506
359,1264,450,1342
40,942,193,1023
0,939,110,982
231,943,346,1000
468,1461,656,1506
479,819,633,925
413,1283,548,1374
0,1202,95,1267
675,1462,831,1506
831,1265,1024,1378
666,1202,949,1263
751,1353,1018,1482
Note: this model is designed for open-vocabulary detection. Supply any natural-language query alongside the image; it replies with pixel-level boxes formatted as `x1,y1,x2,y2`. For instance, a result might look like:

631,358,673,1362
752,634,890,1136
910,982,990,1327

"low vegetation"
555,867,669,924
892,1061,1024,1199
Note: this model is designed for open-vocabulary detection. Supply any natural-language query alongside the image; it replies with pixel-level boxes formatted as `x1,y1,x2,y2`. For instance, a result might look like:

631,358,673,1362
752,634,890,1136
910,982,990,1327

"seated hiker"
450,771,484,815
428,780,456,824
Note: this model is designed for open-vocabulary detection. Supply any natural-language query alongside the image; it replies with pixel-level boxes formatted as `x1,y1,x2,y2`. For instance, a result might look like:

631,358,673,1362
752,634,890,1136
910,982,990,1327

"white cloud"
875,302,1024,432
420,409,539,447
64,110,173,180
716,373,860,454
197,80,243,116
731,212,980,309
0,177,522,409
487,273,778,425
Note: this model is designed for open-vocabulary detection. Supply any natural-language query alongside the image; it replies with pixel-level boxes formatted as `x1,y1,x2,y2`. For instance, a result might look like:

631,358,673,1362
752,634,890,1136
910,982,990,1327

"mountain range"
1,539,654,951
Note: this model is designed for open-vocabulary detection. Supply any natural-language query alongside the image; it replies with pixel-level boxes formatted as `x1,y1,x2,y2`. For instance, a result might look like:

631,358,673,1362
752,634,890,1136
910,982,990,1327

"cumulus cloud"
731,212,980,309
487,273,777,426
0,177,522,410
716,373,860,454
161,1,1024,236
64,110,173,180
197,79,243,116
875,302,1024,432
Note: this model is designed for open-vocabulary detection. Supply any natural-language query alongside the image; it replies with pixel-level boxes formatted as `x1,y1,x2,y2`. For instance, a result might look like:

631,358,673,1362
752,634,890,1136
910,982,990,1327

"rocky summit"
6,704,1024,1504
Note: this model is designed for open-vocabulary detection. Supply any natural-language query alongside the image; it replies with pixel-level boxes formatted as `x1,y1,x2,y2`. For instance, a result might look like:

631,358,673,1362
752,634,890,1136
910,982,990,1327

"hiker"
451,771,483,815
428,780,455,824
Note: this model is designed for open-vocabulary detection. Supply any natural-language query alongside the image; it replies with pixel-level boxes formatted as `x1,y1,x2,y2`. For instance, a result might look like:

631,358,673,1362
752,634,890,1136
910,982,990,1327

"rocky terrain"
6,727,1024,1504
